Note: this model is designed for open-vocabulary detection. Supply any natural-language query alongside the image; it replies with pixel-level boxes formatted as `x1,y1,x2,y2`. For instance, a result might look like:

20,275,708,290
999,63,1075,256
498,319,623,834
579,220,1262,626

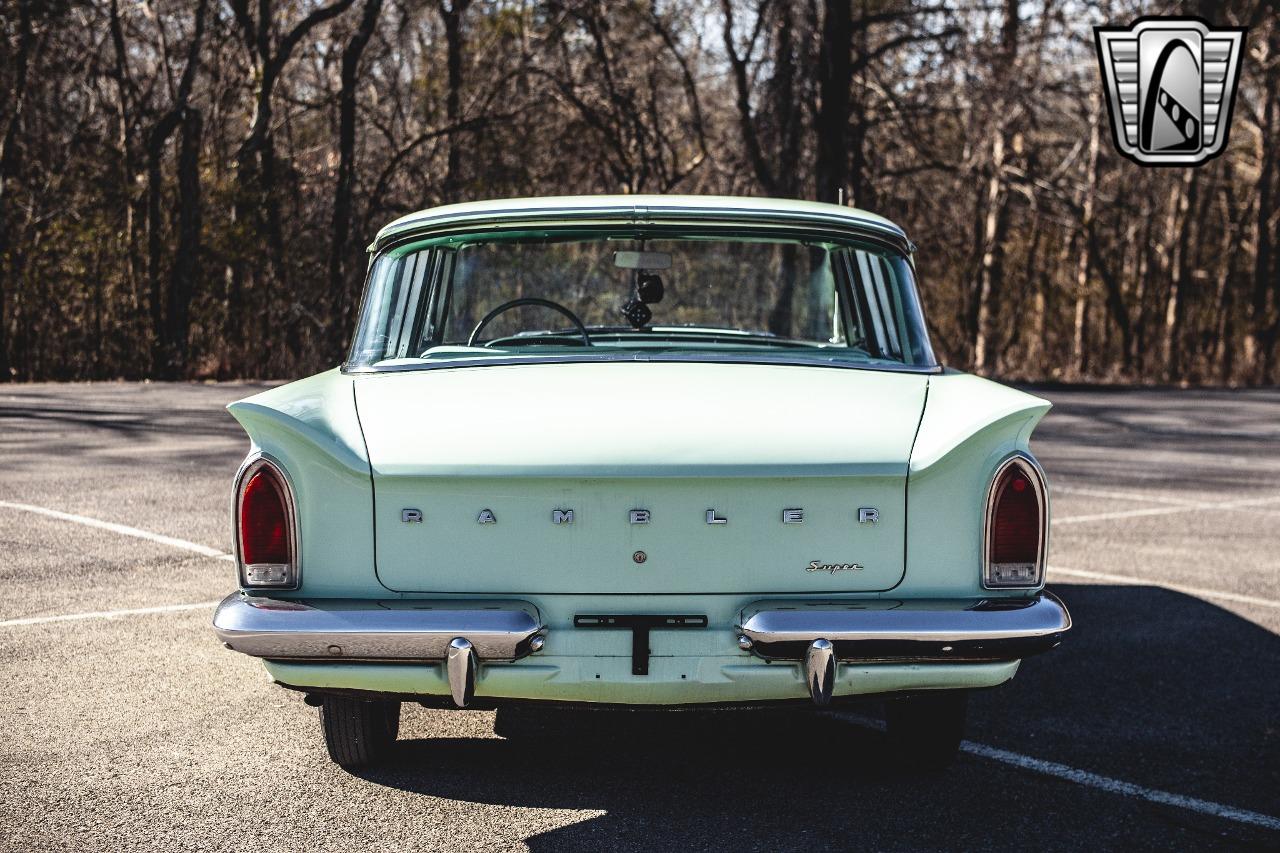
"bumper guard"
212,594,545,707
737,593,1071,705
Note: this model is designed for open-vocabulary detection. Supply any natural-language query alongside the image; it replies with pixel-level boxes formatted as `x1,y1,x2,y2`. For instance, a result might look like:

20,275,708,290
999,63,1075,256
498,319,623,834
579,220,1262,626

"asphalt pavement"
1,381,1277,851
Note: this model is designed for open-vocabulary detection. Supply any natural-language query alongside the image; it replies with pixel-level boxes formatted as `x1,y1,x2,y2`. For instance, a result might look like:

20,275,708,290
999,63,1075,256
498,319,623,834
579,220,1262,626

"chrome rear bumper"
214,592,1068,709
737,593,1070,705
212,594,545,707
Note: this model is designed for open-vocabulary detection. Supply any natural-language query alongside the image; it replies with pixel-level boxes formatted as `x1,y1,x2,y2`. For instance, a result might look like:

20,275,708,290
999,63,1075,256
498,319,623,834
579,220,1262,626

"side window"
802,247,840,343
388,251,432,358
843,248,919,363
833,251,867,351
417,249,454,351
348,249,435,363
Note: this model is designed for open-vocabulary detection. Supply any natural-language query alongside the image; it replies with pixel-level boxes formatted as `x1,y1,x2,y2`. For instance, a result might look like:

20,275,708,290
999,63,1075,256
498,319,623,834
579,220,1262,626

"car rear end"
215,364,1067,704
211,196,1070,767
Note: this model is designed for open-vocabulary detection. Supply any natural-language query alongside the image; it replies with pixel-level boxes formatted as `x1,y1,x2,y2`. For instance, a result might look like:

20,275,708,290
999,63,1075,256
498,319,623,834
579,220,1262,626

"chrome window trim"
371,204,911,255
981,452,1049,590
231,452,302,591
351,215,935,373
341,352,945,376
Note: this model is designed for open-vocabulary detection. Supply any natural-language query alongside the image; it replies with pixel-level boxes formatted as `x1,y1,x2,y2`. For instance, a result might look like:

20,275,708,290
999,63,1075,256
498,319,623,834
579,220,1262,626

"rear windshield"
347,230,935,370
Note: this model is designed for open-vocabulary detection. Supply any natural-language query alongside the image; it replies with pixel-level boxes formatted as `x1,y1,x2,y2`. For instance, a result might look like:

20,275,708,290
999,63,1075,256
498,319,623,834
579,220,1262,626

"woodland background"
0,0,1277,383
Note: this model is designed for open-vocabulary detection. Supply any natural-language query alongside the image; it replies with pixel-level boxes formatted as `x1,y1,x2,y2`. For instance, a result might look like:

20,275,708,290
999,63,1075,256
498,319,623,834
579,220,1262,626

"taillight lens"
984,457,1045,588
236,459,297,588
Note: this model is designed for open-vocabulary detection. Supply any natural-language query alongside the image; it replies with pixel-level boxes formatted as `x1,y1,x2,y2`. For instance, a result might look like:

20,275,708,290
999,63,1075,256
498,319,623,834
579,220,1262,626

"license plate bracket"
573,614,708,675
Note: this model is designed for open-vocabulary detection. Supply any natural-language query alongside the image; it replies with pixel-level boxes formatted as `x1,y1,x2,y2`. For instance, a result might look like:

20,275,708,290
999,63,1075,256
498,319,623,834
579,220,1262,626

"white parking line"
1053,494,1280,525
0,601,221,628
0,501,233,628
837,714,1280,832
1049,566,1280,609
960,741,1280,831
0,500,233,560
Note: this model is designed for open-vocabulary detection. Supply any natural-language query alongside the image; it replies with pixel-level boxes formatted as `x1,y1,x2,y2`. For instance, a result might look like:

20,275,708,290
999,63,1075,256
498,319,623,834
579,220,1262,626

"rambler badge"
1094,16,1246,166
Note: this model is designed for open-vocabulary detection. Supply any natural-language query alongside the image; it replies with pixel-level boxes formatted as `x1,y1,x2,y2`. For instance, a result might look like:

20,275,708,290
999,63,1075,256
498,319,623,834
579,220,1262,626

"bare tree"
1245,21,1279,381
144,0,209,376
436,0,472,201
226,0,356,368
0,0,37,378
972,0,1021,375
0,0,1275,384
328,0,386,350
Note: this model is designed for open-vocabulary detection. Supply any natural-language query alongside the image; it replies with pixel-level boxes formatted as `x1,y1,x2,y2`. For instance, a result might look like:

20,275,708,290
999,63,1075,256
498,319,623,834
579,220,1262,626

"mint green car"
213,195,1070,768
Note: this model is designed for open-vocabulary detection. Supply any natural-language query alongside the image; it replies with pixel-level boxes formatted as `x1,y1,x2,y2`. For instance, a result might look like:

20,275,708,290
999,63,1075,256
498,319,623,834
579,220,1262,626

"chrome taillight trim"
981,452,1049,590
232,452,301,591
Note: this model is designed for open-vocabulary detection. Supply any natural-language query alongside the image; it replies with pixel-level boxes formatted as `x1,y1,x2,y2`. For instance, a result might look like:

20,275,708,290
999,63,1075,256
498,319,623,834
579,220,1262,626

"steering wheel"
467,297,592,347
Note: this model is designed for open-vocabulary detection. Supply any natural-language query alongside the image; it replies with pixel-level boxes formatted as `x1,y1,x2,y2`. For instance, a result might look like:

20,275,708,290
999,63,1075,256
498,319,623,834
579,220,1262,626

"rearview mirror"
613,250,672,270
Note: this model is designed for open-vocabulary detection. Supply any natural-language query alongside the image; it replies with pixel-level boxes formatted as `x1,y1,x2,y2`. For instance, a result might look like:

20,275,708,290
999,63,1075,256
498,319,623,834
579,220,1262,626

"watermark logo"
1094,17,1246,166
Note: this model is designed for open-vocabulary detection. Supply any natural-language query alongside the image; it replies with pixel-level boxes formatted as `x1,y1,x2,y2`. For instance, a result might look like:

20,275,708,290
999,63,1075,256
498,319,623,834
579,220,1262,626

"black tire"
884,690,968,770
320,696,401,769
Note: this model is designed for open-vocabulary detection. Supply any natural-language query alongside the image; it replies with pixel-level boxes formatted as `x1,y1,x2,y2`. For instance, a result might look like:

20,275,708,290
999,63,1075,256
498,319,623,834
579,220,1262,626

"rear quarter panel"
227,369,378,597
902,373,1051,597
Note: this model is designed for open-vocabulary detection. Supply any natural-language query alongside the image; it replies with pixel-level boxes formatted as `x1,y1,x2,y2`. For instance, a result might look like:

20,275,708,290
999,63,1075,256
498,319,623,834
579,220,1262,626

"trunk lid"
355,361,927,594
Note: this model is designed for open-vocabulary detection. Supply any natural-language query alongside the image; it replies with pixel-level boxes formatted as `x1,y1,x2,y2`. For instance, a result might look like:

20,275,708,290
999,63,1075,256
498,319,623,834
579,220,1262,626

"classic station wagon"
213,195,1070,768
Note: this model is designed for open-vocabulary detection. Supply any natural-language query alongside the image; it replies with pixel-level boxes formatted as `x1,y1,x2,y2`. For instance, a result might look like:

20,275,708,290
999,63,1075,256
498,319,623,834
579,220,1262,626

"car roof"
373,194,910,252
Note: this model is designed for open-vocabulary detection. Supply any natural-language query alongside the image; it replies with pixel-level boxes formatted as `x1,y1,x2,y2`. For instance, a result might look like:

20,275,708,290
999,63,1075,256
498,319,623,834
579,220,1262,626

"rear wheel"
884,690,968,770
320,696,401,768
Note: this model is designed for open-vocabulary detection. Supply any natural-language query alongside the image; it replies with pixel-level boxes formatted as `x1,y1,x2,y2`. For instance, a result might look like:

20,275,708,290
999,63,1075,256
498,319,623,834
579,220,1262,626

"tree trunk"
145,117,179,372
719,0,779,196
162,108,204,377
1071,94,1101,377
1214,203,1236,383
260,136,289,369
1131,203,1157,375
1162,170,1197,381
848,3,873,208
438,0,472,202
973,131,1008,373
1086,223,1133,373
1147,175,1187,381
0,0,34,379
144,0,207,375
329,0,385,353
1244,24,1279,382
228,5,272,367
814,0,851,204
772,3,802,198
230,0,355,373
107,0,142,319
1214,172,1243,382
972,0,1019,374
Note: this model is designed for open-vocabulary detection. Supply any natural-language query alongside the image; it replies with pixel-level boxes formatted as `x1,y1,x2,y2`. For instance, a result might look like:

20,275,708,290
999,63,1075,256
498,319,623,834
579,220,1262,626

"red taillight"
985,458,1044,587
236,461,295,587
240,469,290,564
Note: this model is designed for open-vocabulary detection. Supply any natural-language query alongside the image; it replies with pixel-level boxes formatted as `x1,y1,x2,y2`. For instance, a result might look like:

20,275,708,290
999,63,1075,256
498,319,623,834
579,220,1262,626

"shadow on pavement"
351,585,1280,851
